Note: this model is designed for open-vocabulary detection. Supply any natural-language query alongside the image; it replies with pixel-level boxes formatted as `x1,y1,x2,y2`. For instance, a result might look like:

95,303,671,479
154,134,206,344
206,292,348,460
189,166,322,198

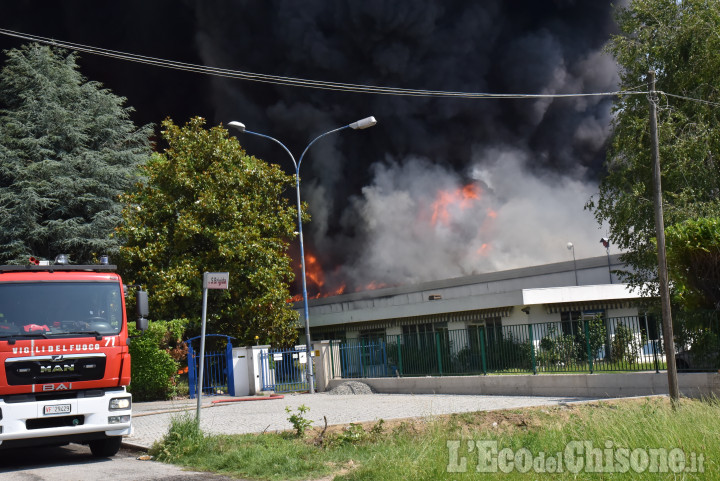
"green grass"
151,397,720,480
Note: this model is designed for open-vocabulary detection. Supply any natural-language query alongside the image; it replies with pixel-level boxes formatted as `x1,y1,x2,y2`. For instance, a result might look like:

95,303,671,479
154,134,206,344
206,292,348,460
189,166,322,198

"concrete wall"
311,340,341,392
327,373,720,399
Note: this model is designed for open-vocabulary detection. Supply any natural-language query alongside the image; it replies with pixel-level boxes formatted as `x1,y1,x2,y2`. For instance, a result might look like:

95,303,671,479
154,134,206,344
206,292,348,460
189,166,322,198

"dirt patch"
305,396,673,443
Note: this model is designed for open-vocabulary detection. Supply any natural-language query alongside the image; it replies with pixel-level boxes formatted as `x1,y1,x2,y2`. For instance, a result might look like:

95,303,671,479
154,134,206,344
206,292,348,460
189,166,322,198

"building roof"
298,254,645,329
305,254,625,306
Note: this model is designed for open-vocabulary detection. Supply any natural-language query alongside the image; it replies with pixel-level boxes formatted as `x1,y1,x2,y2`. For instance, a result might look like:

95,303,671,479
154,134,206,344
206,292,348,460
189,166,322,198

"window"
403,322,447,348
559,310,604,337
560,311,582,336
640,313,660,340
359,328,385,343
313,329,346,343
0,282,123,336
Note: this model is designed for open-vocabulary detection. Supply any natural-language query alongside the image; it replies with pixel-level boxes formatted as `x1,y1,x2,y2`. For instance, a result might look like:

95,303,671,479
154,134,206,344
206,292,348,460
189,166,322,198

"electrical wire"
662,92,720,109
0,28,646,100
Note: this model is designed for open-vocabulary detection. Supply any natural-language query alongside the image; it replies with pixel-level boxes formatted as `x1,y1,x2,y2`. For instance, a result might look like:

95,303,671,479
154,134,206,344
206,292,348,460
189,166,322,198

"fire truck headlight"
109,397,131,411
108,415,130,424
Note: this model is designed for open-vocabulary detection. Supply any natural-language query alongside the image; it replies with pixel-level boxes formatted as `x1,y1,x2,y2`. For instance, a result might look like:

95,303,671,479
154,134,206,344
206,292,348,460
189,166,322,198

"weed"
150,413,205,461
286,404,313,437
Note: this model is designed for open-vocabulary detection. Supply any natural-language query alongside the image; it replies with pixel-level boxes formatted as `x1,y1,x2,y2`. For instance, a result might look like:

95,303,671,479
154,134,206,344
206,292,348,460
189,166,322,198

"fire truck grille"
5,357,106,385
26,415,85,430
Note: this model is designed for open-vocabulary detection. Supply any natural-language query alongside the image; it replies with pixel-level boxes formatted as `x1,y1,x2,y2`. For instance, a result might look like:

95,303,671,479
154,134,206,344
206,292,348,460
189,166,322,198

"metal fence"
331,313,720,379
260,347,315,393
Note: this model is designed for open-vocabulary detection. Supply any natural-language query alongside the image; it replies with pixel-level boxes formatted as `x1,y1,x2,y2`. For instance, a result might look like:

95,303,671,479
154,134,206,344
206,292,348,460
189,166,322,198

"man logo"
40,363,75,373
51,355,65,361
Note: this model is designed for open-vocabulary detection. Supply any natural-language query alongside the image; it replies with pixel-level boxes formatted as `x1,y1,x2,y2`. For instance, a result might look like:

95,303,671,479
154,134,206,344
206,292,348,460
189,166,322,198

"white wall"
503,305,558,326
386,326,402,336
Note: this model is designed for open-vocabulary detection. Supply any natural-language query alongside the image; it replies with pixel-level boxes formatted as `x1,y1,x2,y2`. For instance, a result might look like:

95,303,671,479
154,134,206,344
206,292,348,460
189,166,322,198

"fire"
430,183,482,226
357,280,389,292
286,252,350,301
304,254,324,290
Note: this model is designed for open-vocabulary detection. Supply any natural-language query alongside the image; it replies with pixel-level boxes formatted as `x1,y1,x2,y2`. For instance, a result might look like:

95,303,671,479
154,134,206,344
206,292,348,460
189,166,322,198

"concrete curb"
121,441,150,452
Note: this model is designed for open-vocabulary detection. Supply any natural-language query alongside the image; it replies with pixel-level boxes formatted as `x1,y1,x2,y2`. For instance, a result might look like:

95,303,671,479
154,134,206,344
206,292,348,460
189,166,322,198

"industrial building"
299,254,649,343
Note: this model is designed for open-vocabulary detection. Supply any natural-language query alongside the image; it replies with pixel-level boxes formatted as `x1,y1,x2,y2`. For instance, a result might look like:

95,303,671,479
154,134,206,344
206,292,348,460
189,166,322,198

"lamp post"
228,116,377,393
600,237,612,284
567,242,578,286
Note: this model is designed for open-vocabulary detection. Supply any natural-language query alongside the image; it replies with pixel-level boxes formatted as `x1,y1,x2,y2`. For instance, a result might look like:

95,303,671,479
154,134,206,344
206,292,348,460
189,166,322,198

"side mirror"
136,289,149,331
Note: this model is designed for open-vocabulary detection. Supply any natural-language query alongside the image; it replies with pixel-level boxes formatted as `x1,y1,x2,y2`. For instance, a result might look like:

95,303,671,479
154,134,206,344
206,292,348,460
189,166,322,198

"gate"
186,334,236,399
259,347,314,393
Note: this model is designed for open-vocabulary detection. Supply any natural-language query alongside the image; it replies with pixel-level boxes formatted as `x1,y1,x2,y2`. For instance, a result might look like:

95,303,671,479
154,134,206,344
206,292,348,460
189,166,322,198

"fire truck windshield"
0,282,123,337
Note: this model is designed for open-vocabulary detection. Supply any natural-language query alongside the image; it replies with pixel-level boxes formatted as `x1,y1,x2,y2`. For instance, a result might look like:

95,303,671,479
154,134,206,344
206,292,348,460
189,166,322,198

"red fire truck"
0,259,148,457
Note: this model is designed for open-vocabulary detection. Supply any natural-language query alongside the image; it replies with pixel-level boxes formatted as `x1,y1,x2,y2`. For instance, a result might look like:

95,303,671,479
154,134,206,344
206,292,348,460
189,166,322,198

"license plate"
44,404,71,415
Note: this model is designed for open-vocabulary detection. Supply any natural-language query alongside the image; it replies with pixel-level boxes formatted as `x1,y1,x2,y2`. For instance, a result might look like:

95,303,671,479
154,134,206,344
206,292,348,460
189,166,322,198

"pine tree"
0,43,152,264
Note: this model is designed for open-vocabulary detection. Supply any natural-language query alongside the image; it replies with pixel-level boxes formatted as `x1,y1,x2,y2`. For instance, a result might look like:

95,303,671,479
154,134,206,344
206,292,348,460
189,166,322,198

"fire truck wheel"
89,436,122,457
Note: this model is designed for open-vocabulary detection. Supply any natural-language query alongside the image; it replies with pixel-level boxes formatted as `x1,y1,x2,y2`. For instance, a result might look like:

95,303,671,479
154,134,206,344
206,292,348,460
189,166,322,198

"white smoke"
337,146,608,288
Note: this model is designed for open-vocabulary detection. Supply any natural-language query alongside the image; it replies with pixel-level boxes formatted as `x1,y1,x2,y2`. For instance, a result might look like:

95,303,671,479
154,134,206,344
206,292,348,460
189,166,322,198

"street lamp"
228,116,377,393
600,237,612,284
567,242,578,286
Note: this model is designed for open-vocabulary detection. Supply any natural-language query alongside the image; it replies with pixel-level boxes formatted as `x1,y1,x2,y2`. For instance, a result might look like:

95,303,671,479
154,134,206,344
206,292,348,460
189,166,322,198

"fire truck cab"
0,261,147,457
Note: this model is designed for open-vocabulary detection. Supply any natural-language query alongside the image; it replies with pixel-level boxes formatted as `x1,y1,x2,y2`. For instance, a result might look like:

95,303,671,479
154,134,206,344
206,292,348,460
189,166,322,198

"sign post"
196,272,229,424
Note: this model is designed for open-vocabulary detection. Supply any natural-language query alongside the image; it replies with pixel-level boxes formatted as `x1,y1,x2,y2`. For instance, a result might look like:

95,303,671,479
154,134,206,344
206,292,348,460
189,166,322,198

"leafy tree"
117,117,300,346
665,217,720,309
0,44,152,264
587,0,720,296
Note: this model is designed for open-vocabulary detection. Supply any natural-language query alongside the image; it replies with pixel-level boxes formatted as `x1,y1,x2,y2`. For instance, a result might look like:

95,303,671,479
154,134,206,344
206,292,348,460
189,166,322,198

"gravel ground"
327,380,376,395
125,391,595,450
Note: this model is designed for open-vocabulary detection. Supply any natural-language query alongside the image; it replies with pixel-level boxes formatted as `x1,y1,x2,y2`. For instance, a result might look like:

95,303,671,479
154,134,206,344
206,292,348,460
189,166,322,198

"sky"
0,1,623,295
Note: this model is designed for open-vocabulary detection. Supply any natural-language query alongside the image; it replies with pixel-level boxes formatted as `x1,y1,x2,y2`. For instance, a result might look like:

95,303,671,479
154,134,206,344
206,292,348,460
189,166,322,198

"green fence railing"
330,313,720,379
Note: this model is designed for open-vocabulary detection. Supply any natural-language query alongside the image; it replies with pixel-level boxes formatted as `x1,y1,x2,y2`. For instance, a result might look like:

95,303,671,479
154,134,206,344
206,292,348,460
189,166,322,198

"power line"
662,92,720,108
0,28,645,100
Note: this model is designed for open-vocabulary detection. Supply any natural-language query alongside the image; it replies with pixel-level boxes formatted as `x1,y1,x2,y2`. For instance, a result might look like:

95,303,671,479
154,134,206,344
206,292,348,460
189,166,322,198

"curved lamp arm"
227,116,376,394
228,121,297,170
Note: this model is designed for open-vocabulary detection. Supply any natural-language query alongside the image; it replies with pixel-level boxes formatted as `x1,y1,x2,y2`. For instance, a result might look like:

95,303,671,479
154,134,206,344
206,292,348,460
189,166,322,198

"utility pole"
648,70,679,403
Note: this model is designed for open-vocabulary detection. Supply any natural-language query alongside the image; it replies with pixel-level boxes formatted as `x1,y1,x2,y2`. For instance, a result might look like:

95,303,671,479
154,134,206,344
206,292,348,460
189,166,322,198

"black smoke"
1,1,620,293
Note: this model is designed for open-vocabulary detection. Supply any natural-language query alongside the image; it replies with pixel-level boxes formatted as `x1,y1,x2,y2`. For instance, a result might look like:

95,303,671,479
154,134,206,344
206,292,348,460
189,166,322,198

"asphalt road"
0,444,239,481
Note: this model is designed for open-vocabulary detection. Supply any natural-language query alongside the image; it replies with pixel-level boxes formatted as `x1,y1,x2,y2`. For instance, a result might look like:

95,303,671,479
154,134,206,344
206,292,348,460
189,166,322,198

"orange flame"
431,184,482,226
331,283,347,296
357,281,390,292
304,254,324,290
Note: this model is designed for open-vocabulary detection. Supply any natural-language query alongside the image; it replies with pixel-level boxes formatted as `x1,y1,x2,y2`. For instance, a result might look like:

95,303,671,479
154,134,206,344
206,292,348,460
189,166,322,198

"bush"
610,322,644,364
572,315,608,363
129,318,188,401
537,325,576,367
485,333,533,371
